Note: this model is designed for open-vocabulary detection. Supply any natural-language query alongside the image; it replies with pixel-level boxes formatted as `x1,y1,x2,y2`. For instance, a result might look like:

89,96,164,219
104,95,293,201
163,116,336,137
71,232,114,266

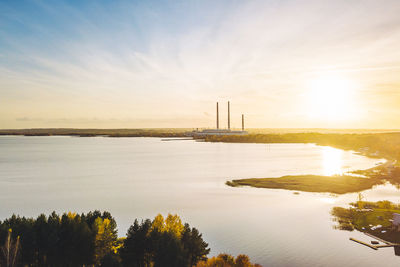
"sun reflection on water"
322,146,343,176
319,197,336,204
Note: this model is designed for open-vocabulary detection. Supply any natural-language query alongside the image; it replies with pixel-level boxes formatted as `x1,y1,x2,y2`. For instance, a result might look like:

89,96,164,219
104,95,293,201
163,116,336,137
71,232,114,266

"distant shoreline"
0,128,189,138
0,128,399,137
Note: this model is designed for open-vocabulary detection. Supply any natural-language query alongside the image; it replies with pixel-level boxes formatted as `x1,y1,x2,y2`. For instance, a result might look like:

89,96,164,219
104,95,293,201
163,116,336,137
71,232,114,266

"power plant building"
188,101,248,136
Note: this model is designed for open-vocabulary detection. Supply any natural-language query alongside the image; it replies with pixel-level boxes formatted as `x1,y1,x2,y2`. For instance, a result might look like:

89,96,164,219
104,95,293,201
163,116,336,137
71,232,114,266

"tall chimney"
228,101,230,130
216,102,219,129
242,114,244,131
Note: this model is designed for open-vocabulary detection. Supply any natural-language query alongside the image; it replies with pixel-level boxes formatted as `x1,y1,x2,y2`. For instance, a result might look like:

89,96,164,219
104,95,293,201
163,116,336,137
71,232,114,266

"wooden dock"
350,232,400,251
349,238,378,250
364,232,400,246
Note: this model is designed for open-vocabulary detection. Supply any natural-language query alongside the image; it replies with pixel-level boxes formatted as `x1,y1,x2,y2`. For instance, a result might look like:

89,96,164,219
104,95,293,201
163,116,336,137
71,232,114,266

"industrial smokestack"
242,114,244,131
216,102,219,129
228,101,230,130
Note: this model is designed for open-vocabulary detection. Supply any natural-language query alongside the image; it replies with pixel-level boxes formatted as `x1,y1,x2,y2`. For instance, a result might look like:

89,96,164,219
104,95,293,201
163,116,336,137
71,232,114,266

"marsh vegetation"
227,174,379,194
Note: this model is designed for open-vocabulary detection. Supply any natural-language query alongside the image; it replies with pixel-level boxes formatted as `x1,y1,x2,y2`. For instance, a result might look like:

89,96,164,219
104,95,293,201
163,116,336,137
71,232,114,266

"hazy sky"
1,0,400,129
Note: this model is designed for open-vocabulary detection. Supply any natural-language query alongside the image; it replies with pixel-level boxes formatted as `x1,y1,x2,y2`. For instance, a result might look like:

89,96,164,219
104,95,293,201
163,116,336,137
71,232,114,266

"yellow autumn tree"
151,213,184,238
67,212,77,219
196,253,261,267
165,214,184,238
151,214,166,233
93,217,116,265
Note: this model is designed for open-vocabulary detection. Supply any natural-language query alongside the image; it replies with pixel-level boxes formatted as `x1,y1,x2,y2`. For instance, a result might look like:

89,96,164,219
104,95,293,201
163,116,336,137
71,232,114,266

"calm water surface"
0,136,399,266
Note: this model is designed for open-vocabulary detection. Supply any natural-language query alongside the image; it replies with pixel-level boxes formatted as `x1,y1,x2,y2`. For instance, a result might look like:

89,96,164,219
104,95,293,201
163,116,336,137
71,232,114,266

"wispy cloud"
1,0,400,128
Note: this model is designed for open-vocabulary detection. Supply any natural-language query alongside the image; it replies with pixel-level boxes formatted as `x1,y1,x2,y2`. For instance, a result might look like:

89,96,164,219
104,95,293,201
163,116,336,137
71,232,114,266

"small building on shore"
393,213,400,231
187,128,248,137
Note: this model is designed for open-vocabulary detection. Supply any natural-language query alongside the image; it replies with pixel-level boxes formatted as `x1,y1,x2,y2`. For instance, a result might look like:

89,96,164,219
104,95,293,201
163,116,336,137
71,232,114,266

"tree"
99,252,122,267
94,217,118,265
196,254,261,267
217,253,235,266
0,229,20,267
34,214,50,266
164,214,184,238
46,211,61,266
57,212,94,266
151,231,186,267
1,215,35,265
121,215,210,267
120,219,153,267
181,224,210,266
151,214,165,233
235,254,251,267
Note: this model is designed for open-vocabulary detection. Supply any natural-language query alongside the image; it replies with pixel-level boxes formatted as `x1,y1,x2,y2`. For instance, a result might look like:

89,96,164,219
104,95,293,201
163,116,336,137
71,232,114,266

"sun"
305,74,357,122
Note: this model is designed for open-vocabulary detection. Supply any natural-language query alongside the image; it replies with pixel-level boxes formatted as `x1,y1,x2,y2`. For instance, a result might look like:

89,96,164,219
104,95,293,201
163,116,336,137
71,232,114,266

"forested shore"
204,132,400,160
0,211,260,267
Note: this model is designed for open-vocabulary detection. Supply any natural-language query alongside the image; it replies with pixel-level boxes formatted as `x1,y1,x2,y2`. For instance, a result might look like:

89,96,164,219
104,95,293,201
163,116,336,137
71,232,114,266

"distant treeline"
0,128,188,138
2,128,396,137
204,132,400,160
0,211,260,267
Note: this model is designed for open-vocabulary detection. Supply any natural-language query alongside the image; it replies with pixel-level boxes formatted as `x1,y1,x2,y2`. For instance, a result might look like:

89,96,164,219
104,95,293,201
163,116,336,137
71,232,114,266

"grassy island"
226,175,380,194
227,158,400,194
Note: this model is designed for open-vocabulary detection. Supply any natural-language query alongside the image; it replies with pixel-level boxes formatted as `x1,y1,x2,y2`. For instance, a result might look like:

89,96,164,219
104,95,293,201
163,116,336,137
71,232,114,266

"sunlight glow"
319,197,336,204
305,74,358,122
322,146,343,176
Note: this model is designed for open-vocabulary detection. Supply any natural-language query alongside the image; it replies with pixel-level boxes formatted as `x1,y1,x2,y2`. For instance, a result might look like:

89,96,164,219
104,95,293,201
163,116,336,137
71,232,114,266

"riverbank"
331,200,400,244
204,132,400,160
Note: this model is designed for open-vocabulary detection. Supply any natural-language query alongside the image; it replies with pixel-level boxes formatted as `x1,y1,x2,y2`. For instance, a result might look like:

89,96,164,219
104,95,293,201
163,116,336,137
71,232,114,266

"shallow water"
0,136,399,266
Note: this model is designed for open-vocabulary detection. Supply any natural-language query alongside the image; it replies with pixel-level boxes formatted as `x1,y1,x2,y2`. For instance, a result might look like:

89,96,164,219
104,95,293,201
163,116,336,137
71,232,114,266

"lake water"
0,136,399,266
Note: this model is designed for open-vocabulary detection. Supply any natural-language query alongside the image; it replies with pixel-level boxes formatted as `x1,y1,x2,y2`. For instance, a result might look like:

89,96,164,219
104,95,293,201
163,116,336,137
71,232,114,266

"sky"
1,0,400,129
